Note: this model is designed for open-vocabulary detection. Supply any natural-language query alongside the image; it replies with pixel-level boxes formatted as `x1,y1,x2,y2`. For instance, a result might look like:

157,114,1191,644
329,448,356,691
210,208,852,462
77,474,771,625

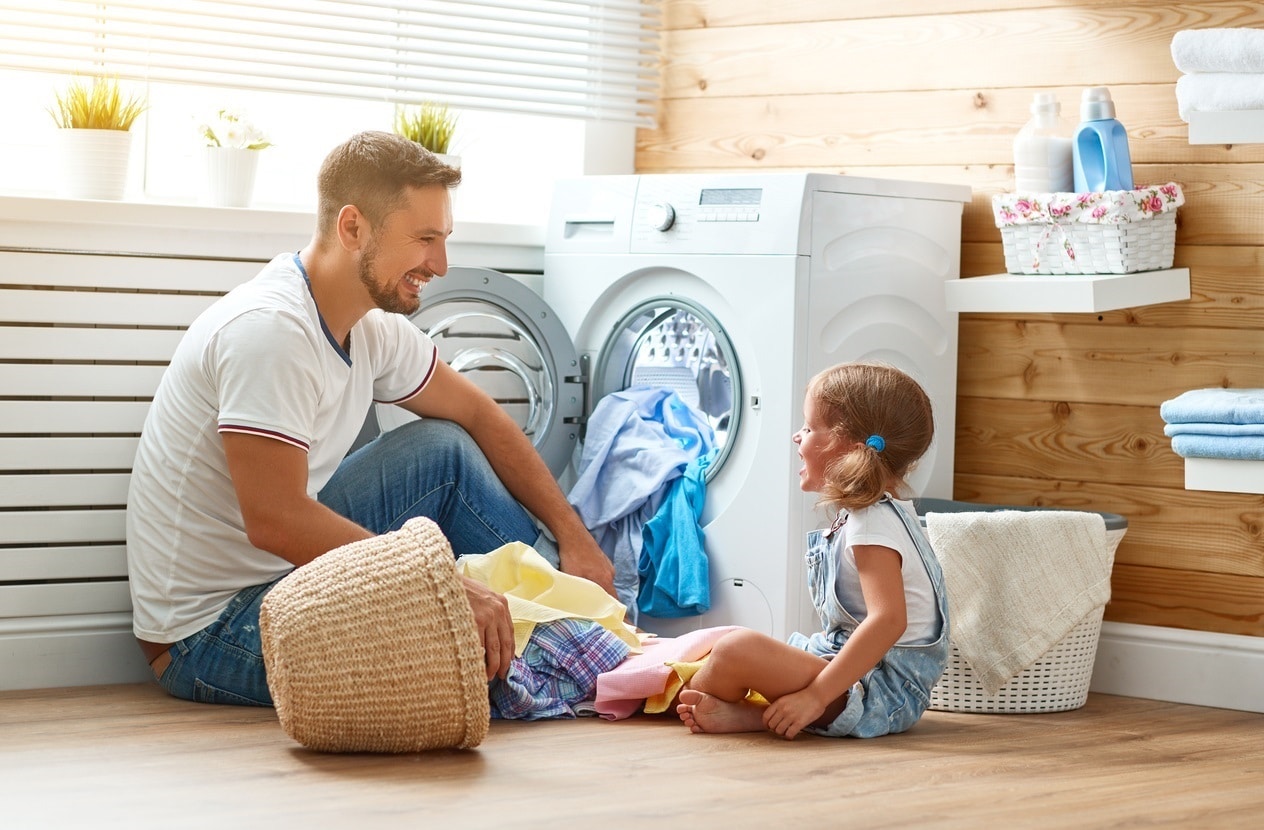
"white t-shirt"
833,498,939,646
126,253,438,643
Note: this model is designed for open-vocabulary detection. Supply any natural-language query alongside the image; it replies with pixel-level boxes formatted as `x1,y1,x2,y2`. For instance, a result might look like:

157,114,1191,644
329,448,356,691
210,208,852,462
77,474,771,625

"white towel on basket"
1175,73,1264,121
925,510,1113,696
1171,28,1264,74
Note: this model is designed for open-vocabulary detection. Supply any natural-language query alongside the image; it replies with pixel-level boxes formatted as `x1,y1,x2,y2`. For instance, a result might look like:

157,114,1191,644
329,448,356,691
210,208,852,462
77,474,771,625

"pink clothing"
593,626,740,719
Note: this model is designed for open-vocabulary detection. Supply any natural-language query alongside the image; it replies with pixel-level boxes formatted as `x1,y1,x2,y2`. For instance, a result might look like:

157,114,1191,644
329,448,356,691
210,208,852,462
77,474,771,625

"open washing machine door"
367,265,584,479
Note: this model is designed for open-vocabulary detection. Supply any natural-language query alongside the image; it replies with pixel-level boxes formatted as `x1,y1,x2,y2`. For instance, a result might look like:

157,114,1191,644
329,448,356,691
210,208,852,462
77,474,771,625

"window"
0,1,660,225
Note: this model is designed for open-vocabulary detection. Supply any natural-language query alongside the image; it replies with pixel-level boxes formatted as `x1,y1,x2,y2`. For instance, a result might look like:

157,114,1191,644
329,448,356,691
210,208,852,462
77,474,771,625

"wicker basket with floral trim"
993,183,1184,275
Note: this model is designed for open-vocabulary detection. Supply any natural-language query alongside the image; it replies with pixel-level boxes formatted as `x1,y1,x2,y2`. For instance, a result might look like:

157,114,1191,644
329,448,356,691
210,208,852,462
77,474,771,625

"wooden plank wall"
639,0,1264,638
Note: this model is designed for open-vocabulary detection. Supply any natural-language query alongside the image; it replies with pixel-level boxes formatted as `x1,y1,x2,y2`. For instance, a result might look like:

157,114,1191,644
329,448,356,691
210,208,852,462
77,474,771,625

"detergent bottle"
1072,86,1134,192
1012,92,1073,193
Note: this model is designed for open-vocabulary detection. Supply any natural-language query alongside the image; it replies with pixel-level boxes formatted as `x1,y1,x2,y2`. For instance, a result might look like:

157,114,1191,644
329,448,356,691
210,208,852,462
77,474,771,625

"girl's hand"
762,688,829,740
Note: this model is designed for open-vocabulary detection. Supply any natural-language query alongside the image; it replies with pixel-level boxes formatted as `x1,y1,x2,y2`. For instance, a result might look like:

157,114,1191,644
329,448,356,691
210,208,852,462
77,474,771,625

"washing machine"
378,172,971,642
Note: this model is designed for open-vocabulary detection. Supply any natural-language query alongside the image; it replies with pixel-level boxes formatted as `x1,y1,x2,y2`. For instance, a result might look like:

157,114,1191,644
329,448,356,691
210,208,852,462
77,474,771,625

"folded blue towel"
1170,434,1264,460
1160,388,1264,425
1165,422,1264,437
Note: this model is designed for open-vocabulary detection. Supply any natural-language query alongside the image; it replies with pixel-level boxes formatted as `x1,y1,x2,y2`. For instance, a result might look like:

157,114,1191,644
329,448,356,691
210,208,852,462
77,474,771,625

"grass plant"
48,75,147,131
393,102,459,154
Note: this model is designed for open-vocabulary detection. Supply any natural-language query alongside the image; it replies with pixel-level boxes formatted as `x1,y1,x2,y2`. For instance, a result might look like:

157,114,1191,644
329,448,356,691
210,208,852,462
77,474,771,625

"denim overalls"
789,496,950,738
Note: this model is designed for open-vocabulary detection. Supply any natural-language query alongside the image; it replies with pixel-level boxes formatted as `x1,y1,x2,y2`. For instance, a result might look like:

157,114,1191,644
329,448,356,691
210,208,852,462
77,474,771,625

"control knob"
647,202,676,232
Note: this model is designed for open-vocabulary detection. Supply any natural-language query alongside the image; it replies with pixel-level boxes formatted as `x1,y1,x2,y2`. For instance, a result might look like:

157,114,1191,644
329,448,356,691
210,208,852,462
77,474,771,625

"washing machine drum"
373,266,742,480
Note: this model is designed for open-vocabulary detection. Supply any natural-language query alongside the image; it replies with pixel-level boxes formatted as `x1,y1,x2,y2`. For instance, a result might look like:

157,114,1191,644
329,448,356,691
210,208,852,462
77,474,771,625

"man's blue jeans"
155,419,557,705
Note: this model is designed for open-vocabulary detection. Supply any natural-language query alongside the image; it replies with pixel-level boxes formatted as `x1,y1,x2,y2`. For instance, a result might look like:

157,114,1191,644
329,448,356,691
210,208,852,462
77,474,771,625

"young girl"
676,362,949,740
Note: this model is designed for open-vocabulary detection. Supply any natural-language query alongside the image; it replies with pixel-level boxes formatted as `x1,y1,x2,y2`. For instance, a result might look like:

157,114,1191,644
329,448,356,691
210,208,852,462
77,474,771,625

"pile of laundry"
566,386,718,622
457,540,738,721
1171,28,1264,122
1160,387,1264,461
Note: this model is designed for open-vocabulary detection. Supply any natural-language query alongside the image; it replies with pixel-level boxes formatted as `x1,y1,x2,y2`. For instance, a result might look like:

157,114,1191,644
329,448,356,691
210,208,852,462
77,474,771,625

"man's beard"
358,238,421,316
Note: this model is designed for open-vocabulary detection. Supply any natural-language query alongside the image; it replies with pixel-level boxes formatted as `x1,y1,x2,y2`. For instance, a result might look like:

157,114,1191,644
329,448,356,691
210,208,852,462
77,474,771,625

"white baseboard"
0,613,151,691
1092,621,1264,713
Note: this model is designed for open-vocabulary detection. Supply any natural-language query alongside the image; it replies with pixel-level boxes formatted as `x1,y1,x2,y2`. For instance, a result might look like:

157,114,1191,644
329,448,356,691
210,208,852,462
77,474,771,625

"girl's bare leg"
675,629,834,734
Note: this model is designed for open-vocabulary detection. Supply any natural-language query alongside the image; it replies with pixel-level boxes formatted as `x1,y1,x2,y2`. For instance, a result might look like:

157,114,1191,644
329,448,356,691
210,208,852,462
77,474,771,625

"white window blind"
0,0,661,124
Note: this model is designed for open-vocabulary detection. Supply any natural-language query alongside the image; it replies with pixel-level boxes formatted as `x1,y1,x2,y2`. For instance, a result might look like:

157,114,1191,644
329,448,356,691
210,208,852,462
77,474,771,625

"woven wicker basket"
260,517,490,752
928,526,1126,714
999,211,1176,276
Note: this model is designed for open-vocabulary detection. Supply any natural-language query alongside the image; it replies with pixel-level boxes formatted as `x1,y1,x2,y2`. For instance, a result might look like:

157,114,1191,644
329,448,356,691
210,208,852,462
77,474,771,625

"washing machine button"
646,202,676,232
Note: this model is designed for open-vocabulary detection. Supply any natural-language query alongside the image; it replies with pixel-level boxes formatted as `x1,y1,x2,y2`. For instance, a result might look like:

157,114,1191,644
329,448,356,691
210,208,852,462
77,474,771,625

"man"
126,130,615,706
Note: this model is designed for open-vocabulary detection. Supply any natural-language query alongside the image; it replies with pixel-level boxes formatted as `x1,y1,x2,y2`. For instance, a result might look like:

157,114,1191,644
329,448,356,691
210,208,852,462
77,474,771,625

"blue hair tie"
865,434,886,452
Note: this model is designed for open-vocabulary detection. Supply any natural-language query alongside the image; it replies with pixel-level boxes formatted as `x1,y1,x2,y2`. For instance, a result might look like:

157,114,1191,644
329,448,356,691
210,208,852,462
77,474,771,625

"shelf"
1188,110,1264,144
945,268,1190,313
1184,458,1264,495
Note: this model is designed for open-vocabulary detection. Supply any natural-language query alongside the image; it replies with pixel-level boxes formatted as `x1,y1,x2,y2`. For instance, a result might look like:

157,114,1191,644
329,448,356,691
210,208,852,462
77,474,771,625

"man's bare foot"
675,688,766,734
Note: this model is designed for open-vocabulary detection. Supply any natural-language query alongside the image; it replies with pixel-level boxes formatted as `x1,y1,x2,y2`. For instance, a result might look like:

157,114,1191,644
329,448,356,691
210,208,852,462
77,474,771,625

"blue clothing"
488,618,631,720
790,496,950,738
567,387,716,613
154,418,557,706
637,450,715,618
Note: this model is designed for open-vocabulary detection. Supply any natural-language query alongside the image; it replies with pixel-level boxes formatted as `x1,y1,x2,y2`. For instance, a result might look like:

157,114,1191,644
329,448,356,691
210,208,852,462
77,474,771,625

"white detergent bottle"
1013,92,1073,194
1072,86,1134,192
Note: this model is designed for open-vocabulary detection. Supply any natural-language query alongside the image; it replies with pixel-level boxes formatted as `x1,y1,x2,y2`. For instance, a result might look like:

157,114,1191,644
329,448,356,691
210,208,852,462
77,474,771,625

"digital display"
699,188,762,206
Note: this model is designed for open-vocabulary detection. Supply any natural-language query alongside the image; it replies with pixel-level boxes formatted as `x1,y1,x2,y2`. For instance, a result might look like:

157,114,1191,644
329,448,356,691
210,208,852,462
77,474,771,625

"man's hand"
460,576,515,681
557,534,616,597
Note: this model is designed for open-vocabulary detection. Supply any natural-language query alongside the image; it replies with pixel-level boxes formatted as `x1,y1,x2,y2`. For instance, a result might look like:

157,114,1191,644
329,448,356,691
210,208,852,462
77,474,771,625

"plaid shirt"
489,618,632,720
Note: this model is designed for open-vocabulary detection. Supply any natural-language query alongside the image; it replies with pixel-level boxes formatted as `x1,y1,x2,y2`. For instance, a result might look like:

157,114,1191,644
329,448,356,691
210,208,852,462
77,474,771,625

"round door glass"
595,298,741,477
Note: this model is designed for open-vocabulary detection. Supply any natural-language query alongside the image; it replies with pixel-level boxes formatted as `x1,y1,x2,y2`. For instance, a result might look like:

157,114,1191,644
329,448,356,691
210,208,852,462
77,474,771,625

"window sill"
0,193,544,271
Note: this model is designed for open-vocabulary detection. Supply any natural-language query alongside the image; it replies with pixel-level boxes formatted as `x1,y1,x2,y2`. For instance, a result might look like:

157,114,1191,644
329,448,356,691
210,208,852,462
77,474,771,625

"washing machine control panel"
630,176,807,255
640,187,761,230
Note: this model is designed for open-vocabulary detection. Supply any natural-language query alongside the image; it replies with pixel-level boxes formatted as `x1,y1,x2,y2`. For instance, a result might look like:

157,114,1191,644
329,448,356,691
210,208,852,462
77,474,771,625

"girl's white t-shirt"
126,253,438,643
833,498,939,646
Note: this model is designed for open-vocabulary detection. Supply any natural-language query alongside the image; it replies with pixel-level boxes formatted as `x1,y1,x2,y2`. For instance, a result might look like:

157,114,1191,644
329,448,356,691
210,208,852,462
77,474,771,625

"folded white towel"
925,510,1112,696
1172,28,1264,74
1175,73,1264,121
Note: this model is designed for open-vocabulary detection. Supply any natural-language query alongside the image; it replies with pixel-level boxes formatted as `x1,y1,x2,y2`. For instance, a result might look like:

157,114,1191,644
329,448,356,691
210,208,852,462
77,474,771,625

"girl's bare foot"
675,688,766,734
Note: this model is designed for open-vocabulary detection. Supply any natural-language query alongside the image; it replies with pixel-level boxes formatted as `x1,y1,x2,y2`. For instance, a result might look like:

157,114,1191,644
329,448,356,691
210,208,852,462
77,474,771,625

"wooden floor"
2,683,1261,828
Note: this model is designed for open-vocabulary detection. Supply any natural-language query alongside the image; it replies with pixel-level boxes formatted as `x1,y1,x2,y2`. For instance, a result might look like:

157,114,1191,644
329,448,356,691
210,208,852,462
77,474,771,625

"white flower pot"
204,147,261,208
55,129,134,201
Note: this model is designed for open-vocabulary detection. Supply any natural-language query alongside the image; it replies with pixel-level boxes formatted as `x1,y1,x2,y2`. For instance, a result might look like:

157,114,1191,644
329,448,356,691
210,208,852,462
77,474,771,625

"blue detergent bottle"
1072,87,1133,192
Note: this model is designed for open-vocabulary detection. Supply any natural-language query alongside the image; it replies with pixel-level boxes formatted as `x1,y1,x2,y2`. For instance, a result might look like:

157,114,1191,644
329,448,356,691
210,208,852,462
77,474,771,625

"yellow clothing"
456,542,641,656
646,658,769,713
644,659,706,714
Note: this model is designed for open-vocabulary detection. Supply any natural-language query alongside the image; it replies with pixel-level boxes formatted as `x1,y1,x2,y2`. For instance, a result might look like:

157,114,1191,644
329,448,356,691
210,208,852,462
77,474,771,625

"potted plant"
393,102,460,167
48,74,147,201
197,109,272,208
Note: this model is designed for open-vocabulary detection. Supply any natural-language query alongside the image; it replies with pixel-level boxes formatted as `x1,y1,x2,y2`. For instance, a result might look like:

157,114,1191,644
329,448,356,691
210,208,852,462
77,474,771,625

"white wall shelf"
1187,111,1264,145
945,268,1190,313
1184,457,1264,495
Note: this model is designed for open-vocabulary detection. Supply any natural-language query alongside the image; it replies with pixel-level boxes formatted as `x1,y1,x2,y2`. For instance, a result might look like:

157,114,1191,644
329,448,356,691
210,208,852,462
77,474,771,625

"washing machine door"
371,266,583,479
588,296,742,480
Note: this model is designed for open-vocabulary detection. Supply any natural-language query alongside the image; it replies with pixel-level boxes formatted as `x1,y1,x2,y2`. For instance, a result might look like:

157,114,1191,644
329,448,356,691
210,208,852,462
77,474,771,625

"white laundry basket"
913,498,1127,714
